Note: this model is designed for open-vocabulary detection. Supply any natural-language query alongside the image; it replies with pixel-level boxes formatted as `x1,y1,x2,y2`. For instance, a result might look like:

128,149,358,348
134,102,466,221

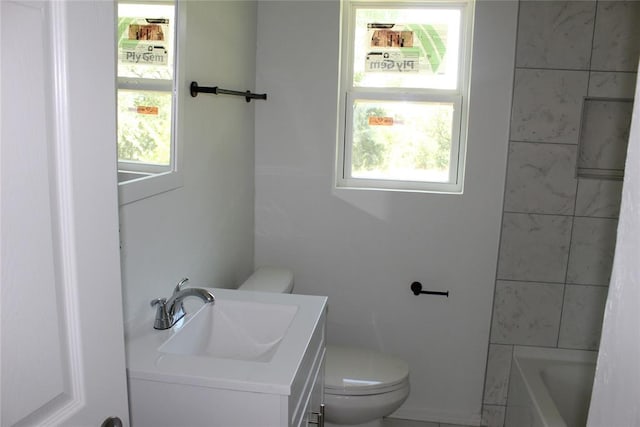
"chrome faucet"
150,278,215,330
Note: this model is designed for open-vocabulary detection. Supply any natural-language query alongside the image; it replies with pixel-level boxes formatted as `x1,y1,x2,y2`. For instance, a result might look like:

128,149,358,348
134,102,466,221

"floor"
384,418,475,427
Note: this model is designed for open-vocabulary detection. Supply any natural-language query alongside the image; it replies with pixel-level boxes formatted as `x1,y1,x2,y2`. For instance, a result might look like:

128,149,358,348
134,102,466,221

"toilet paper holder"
410,281,449,297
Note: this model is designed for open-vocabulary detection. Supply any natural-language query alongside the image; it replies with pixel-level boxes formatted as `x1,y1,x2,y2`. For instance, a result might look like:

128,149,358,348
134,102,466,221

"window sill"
336,176,463,194
118,170,153,183
118,170,183,205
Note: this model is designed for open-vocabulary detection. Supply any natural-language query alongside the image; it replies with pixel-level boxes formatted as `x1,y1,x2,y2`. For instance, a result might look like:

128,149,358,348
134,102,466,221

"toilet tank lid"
324,345,409,394
239,266,294,293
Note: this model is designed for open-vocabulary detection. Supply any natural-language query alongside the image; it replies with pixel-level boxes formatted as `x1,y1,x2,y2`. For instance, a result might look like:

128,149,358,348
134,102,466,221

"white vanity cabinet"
127,289,327,427
287,313,325,427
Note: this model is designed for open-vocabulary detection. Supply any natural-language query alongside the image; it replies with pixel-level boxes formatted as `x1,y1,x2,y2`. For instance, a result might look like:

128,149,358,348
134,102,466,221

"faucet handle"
174,277,189,294
150,298,172,330
150,297,167,308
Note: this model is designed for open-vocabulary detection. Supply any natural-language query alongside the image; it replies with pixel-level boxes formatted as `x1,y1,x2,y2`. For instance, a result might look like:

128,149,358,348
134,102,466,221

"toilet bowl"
324,345,409,427
238,267,410,426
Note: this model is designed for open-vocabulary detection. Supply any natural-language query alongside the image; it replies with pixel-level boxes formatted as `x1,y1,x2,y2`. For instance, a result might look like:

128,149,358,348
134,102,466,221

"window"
337,1,473,193
117,1,183,204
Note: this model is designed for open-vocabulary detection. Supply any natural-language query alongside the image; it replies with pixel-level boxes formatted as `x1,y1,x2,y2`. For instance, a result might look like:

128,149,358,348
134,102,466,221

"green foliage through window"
117,91,171,165
351,100,453,183
352,107,389,171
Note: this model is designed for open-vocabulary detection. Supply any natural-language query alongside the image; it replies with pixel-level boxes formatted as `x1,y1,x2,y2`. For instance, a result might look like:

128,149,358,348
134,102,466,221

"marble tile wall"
482,2,638,426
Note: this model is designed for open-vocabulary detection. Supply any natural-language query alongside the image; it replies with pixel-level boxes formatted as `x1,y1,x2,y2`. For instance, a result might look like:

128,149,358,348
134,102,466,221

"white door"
1,1,129,426
586,69,640,426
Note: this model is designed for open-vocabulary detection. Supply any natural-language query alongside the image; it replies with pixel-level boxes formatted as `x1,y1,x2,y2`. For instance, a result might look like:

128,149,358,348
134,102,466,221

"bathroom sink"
126,288,327,426
159,299,298,362
126,287,327,395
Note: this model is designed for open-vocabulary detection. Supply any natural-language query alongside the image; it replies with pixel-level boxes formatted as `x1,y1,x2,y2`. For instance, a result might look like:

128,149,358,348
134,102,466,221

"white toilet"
238,267,410,427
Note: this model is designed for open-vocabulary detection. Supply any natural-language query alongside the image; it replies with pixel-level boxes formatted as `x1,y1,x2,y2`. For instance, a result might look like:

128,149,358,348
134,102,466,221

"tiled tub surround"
510,69,589,144
566,217,618,287
497,214,573,283
482,1,639,426
503,142,578,215
590,1,640,72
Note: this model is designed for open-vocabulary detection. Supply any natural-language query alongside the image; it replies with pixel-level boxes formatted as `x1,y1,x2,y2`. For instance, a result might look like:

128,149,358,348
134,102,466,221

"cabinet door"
303,351,325,427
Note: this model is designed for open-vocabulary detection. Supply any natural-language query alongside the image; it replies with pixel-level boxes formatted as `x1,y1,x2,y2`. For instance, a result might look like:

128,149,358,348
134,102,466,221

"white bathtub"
505,346,597,427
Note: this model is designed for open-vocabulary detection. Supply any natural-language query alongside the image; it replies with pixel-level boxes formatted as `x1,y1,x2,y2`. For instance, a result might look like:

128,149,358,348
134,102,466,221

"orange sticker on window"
137,106,159,115
368,116,394,126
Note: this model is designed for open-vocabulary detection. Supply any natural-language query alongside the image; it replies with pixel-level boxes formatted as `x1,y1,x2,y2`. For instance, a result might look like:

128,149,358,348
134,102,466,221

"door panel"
1,1,129,425
1,2,67,424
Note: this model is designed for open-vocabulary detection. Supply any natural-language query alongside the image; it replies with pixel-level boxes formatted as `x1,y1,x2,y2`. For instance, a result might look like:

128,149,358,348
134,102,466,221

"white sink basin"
159,299,298,362
126,287,327,395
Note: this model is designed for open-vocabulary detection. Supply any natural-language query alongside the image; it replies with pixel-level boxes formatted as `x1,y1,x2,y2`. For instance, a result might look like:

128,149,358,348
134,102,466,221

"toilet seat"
324,345,409,396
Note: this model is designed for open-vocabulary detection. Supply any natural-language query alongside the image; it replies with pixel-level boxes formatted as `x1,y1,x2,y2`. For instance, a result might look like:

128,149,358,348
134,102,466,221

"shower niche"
577,97,633,181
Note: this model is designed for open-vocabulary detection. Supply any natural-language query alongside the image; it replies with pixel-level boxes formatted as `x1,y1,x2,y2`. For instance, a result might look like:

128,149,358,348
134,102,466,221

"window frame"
117,0,184,205
336,0,474,194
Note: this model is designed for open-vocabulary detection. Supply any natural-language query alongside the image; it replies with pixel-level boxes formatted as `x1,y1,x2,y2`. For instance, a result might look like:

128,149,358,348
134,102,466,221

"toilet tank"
238,267,294,294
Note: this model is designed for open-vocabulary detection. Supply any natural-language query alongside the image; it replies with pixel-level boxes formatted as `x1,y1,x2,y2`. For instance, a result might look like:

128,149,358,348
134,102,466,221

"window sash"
342,92,464,191
117,1,177,176
116,87,175,172
337,0,472,193
347,2,469,92
117,77,173,92
116,77,174,173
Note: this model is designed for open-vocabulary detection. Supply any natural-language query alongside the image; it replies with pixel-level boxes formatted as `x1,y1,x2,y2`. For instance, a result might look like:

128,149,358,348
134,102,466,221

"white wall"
587,72,640,426
119,1,257,326
254,1,517,423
